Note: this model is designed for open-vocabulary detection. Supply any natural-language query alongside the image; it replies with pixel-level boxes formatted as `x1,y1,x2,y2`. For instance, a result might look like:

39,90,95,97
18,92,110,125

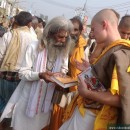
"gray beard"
46,38,70,71
46,39,63,71
69,38,77,56
71,35,78,43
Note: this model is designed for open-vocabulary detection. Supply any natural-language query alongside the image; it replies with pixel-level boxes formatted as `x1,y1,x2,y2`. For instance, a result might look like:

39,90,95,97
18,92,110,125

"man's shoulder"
112,43,130,54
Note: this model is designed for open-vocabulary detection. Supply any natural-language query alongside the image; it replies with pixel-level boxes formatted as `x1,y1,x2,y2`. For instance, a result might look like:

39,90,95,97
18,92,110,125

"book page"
55,76,77,84
51,75,78,88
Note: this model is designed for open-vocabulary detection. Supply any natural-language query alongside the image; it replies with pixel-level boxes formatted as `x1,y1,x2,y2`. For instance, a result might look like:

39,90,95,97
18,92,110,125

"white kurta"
0,41,50,130
0,28,38,70
30,27,38,41
0,41,69,130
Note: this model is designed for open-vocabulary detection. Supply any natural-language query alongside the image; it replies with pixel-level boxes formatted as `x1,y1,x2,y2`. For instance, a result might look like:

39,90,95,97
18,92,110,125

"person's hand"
78,75,90,98
75,58,90,71
39,71,54,82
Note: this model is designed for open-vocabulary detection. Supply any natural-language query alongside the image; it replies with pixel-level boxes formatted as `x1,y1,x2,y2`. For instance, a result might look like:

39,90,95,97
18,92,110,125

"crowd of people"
0,8,130,130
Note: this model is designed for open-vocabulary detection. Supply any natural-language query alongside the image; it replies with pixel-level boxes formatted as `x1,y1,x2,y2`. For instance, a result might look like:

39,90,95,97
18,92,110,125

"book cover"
78,67,106,109
78,67,106,92
51,75,78,88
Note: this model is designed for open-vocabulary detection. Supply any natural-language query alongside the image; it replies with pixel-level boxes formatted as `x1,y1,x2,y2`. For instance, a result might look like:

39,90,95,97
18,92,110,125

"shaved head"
119,15,130,29
91,9,121,46
92,9,119,26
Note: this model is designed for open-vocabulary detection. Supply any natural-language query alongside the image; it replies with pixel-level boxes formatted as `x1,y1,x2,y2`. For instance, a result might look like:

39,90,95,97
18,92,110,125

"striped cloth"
26,48,47,117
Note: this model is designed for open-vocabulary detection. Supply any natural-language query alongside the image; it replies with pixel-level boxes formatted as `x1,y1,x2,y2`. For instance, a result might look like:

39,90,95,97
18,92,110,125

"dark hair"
70,16,83,31
37,17,46,28
15,11,33,26
120,15,130,20
119,15,130,28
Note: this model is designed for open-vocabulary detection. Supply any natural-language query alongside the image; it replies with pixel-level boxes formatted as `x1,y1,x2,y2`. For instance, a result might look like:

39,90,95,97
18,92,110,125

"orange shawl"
69,35,87,91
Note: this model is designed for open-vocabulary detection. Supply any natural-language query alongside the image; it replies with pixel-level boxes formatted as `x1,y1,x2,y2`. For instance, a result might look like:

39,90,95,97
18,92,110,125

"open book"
78,67,106,109
51,75,78,88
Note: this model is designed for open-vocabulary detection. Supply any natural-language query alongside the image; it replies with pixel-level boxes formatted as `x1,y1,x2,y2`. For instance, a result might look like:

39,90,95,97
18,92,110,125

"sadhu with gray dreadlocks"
0,16,73,130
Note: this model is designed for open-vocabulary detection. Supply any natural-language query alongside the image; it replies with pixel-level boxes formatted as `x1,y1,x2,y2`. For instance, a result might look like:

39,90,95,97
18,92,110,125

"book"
51,75,78,88
78,67,106,109
78,67,106,92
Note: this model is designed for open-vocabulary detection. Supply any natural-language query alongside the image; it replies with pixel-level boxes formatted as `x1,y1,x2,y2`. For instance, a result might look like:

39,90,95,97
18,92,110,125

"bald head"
92,9,119,26
91,9,121,46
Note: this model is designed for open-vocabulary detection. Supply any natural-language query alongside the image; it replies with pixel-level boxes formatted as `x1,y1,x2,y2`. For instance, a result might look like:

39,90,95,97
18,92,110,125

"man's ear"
102,20,108,29
27,22,32,28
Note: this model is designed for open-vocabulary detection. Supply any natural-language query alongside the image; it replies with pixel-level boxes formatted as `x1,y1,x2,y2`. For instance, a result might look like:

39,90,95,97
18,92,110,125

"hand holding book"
39,71,54,82
78,67,106,109
78,67,106,92
53,72,66,78
78,75,90,97
50,73,78,88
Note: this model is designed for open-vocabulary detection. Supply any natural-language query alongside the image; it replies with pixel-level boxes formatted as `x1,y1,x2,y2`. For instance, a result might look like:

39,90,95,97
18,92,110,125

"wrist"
39,72,43,79
83,90,91,98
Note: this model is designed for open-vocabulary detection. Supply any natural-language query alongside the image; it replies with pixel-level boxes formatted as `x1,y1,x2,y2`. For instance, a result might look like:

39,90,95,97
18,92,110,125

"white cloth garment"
0,41,49,130
59,107,96,130
0,31,12,66
26,48,47,118
0,28,37,71
30,26,38,41
42,51,64,113
0,41,69,130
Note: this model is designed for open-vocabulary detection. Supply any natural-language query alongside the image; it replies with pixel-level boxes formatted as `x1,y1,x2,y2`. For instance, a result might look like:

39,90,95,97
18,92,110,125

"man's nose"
60,37,66,43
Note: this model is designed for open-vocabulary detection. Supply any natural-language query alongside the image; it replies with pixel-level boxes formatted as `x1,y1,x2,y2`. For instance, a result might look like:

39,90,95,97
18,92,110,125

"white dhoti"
0,81,51,130
59,107,96,130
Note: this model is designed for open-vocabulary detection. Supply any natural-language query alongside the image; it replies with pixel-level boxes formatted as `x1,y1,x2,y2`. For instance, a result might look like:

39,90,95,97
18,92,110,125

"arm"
18,42,40,81
78,77,121,107
19,42,54,82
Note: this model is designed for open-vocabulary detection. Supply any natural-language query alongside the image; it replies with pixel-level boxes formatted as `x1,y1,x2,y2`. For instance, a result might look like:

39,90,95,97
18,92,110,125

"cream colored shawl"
1,26,30,71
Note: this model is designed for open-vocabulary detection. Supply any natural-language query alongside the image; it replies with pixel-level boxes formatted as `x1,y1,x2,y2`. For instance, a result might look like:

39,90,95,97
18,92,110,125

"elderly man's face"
53,29,68,47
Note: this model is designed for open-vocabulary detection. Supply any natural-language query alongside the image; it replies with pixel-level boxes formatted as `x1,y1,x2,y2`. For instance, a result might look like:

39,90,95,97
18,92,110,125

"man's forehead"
56,30,68,36
91,21,101,28
90,23,95,30
119,26,130,31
